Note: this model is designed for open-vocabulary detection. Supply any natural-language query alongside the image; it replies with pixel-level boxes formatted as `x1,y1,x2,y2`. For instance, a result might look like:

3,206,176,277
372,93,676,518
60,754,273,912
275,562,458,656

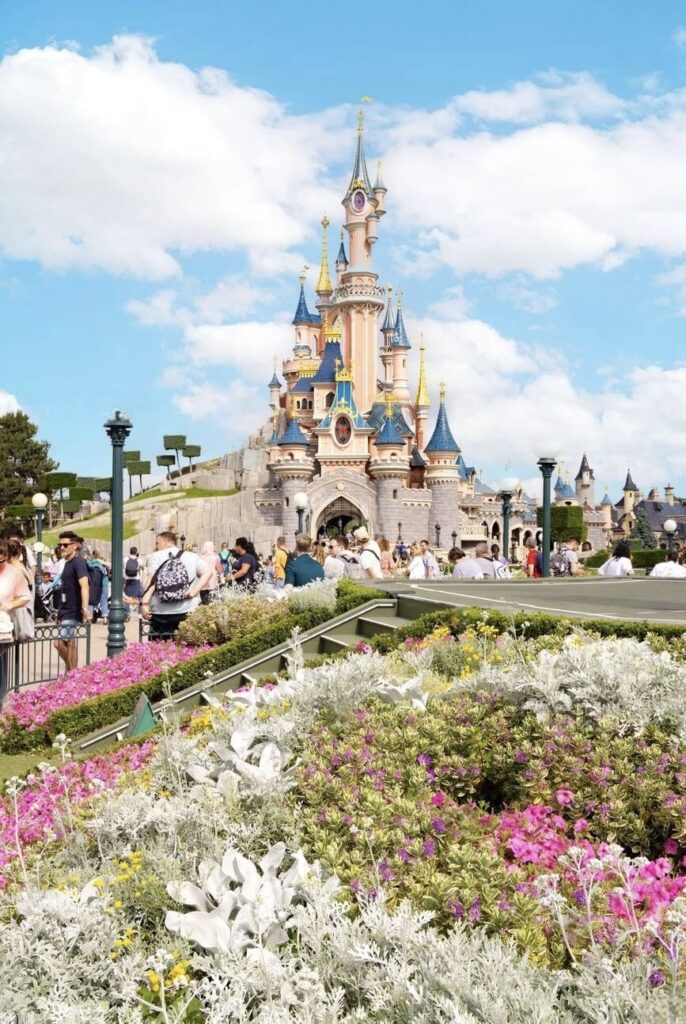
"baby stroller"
35,578,60,622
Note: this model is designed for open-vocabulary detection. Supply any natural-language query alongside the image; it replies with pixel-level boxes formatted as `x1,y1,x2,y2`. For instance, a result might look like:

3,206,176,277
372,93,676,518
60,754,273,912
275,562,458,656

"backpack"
125,556,139,578
534,550,544,576
550,548,570,577
148,551,191,603
338,552,364,580
86,563,104,606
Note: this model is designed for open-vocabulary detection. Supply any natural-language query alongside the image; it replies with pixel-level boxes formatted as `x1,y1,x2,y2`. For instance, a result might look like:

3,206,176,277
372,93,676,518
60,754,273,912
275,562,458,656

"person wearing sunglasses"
54,531,92,672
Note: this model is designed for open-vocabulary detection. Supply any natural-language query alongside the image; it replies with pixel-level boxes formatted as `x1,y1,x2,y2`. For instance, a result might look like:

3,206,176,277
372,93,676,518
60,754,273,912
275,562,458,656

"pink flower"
430,791,446,807
664,838,679,856
555,788,574,807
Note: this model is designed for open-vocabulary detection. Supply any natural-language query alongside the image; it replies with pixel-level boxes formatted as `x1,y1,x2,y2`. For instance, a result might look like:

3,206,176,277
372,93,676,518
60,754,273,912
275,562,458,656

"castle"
251,115,615,553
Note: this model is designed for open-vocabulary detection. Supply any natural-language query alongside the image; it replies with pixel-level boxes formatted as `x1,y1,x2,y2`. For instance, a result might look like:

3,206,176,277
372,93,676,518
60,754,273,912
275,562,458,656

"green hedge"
369,605,686,654
0,580,380,755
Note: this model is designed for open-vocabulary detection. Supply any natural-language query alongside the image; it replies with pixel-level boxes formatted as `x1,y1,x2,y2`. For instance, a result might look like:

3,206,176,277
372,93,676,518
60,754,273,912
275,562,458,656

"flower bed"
2,641,206,730
0,579,379,754
3,621,686,1020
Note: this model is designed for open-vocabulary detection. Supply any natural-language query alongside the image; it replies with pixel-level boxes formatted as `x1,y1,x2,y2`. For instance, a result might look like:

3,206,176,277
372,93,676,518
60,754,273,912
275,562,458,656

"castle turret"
390,291,411,405
623,467,638,518
370,394,410,541
380,287,395,390
373,160,387,217
575,452,595,508
338,110,386,414
271,416,315,539
665,482,675,506
424,383,460,542
599,488,613,530
315,216,333,344
335,229,348,283
414,333,430,450
268,359,281,409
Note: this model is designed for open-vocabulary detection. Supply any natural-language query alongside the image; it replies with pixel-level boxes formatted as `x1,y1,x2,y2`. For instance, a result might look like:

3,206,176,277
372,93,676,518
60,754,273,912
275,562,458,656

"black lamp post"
31,492,48,577
537,456,557,577
294,491,308,538
104,411,133,657
434,523,441,548
180,533,186,550
664,518,677,558
499,490,513,565
397,521,403,543
451,529,458,549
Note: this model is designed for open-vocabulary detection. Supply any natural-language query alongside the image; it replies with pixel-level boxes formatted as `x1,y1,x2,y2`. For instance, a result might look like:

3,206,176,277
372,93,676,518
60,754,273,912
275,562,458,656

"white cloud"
454,71,625,124
674,28,686,49
185,320,292,379
497,276,557,313
0,35,339,278
0,391,20,414
173,380,264,442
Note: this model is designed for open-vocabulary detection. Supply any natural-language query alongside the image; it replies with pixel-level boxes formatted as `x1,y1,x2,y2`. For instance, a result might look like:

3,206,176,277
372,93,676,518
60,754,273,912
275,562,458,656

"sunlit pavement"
376,577,686,625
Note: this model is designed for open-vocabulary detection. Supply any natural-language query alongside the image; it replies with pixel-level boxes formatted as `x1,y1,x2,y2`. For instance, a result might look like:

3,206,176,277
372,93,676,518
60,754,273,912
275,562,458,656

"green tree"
182,444,201,475
0,411,57,513
163,434,187,473
45,471,78,522
127,459,151,494
630,505,656,549
94,477,113,499
123,451,141,498
156,453,176,480
536,505,588,544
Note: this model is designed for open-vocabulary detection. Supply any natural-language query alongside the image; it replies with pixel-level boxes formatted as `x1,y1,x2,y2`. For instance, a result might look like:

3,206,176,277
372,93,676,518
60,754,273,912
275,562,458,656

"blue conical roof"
382,291,395,333
554,475,564,493
391,306,411,349
268,371,281,388
311,339,343,384
559,483,576,500
601,492,612,505
411,446,427,468
292,283,321,326
425,396,460,454
336,238,348,265
375,412,405,447
623,469,638,491
277,419,309,447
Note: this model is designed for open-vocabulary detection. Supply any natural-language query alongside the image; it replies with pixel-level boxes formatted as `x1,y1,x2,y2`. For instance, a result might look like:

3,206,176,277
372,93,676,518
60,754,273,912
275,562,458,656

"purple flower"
422,838,436,857
649,970,666,988
378,859,395,882
417,753,432,767
430,817,446,834
451,901,464,919
398,847,412,863
468,898,482,923
515,751,528,764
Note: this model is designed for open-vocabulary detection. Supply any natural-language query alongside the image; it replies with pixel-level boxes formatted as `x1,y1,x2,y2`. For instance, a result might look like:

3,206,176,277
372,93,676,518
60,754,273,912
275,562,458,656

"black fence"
0,622,92,702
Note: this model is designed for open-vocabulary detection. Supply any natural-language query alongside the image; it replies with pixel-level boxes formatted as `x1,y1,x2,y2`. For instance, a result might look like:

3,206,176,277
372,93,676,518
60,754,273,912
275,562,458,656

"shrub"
176,595,288,646
0,580,379,754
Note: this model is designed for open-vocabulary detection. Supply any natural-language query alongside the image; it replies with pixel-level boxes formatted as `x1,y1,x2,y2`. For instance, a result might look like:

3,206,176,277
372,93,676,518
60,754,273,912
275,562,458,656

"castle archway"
314,497,364,539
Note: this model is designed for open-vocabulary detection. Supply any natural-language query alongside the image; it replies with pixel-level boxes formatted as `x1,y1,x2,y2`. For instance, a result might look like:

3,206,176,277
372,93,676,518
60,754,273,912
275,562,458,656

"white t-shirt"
360,544,384,580
324,554,346,580
453,558,484,580
145,548,207,614
422,551,440,579
408,556,426,580
598,556,634,578
650,560,686,578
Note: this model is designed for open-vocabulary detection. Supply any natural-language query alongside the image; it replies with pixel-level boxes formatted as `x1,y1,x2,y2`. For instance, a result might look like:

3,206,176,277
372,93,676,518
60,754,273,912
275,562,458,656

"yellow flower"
113,899,122,909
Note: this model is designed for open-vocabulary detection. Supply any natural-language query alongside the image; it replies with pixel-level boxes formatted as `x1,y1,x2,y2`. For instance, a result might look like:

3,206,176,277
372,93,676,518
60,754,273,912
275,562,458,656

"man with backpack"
550,537,581,577
324,535,363,579
123,546,143,618
353,526,384,580
141,531,212,640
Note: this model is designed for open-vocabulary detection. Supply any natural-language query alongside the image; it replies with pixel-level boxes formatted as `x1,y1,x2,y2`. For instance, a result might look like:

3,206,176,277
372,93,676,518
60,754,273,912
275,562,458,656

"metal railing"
0,622,92,700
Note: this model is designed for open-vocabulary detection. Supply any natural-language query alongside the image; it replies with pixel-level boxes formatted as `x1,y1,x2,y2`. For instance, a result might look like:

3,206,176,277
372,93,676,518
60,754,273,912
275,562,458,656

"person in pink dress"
0,538,31,700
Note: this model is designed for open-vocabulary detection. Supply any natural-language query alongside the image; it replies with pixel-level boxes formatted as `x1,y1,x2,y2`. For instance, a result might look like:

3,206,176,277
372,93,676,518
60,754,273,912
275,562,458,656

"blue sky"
3,0,686,497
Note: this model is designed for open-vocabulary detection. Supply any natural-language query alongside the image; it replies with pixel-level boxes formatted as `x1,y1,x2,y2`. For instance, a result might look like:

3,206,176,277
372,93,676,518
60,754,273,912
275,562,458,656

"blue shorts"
57,619,79,641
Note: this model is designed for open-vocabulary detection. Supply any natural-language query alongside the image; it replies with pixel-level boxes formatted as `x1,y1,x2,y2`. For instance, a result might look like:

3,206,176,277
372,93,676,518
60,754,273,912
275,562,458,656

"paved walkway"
380,577,686,625
89,616,142,661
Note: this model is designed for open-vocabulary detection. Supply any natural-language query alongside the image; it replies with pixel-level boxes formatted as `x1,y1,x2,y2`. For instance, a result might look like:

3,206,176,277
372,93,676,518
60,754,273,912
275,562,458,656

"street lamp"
397,521,403,543
434,523,441,548
499,490,513,565
104,410,133,658
664,518,677,558
537,456,557,577
451,529,458,549
294,491,308,537
180,534,186,550
31,492,48,576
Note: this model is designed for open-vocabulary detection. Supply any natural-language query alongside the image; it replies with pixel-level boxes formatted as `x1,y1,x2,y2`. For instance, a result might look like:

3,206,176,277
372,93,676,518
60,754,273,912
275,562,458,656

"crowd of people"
3,520,686,683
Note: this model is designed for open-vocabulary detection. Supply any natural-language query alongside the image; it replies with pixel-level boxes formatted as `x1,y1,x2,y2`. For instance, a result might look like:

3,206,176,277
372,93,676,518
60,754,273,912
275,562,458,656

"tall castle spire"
415,334,430,408
315,215,333,296
345,109,374,198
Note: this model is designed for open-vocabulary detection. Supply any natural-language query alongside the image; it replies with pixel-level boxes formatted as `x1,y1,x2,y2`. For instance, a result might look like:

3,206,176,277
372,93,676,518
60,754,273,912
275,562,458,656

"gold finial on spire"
316,215,333,294
357,109,365,135
415,332,430,409
439,380,447,403
299,264,309,286
384,388,395,418
360,95,374,104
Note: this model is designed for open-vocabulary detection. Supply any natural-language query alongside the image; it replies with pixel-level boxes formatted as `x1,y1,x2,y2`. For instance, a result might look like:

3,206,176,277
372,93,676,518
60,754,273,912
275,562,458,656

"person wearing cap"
353,526,384,581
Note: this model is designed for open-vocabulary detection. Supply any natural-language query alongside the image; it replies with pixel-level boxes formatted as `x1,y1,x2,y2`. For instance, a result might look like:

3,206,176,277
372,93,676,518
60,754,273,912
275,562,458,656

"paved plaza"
381,577,686,625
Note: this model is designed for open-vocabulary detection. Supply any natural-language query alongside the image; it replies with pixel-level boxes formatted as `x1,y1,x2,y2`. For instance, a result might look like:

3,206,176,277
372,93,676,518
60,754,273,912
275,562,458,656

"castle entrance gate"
315,497,364,539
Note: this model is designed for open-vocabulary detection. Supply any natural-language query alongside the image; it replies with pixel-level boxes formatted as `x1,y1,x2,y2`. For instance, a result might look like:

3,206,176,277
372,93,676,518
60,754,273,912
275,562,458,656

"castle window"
393,489,398,499
296,400,301,410
403,358,406,368
325,392,334,409
308,399,313,410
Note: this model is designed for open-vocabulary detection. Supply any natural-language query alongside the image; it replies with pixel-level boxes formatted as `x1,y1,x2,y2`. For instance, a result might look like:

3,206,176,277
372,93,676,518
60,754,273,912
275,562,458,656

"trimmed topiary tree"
536,504,588,544
163,434,187,473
